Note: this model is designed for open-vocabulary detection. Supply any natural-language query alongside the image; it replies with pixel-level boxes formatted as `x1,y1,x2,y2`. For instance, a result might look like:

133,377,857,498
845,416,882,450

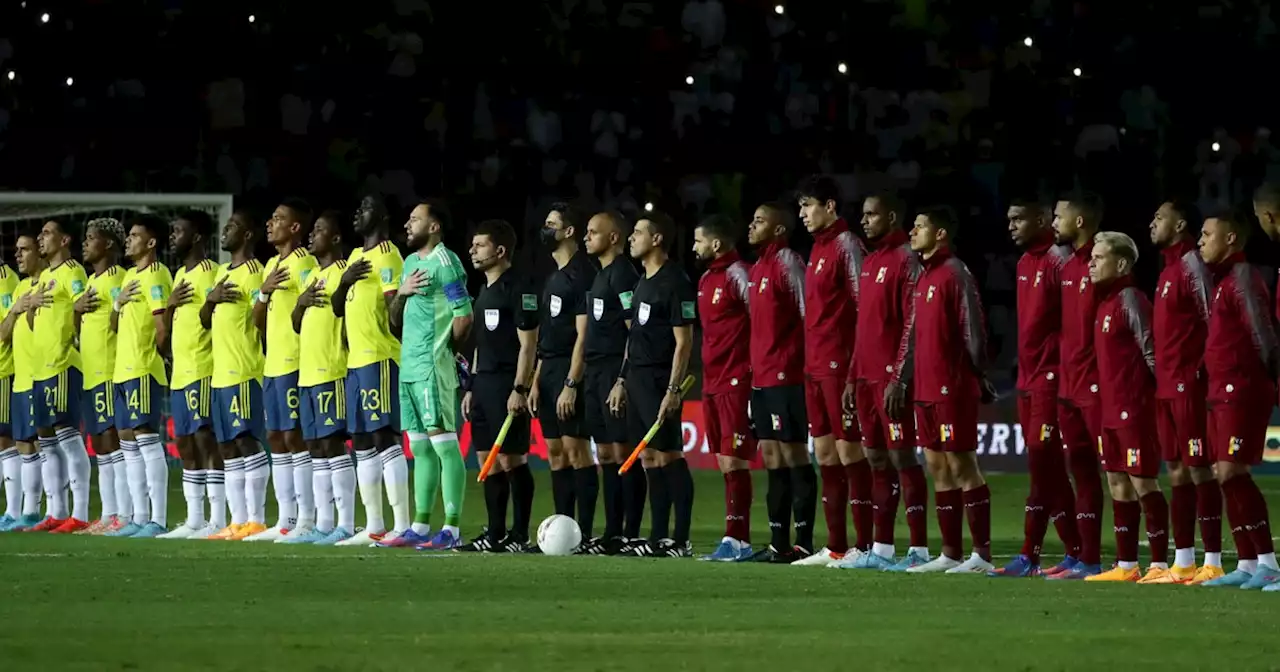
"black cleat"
630,539,659,557
573,536,605,555
656,539,693,558
748,545,798,564
494,534,530,553
600,536,630,556
455,532,497,553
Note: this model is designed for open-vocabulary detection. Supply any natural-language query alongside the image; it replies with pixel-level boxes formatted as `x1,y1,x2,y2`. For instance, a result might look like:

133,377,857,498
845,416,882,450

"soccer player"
285,211,355,545
692,215,755,561
455,219,539,552
247,199,320,541
610,211,697,557
841,191,931,570
1250,183,1280,592
528,203,599,550
745,202,812,563
903,207,995,574
330,194,408,546
158,211,223,539
387,199,473,550
1148,201,1221,583
582,211,644,554
1196,213,1280,589
202,210,271,541
790,177,868,568
2,233,46,531
0,257,23,531
74,218,129,534
1082,232,1170,582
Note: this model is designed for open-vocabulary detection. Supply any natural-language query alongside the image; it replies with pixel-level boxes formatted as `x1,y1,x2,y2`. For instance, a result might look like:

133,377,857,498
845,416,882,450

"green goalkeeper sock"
431,433,466,527
412,436,440,526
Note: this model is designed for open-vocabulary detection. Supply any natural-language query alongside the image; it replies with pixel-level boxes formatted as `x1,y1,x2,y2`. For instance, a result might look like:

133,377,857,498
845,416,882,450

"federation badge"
549,294,562,317
638,301,651,325
592,297,604,320
484,308,500,331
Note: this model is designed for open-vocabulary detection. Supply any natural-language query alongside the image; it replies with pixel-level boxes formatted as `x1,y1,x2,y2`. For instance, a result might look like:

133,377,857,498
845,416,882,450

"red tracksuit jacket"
749,239,806,388
698,251,752,394
1060,241,1101,405
851,228,919,385
1015,234,1070,394
1093,275,1155,427
1153,241,1210,398
804,219,865,379
912,249,987,403
1205,253,1278,401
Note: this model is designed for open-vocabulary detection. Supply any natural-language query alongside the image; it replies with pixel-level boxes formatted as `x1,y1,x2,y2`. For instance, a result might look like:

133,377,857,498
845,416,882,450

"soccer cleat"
599,536,631,556
375,529,427,548
130,522,168,538
229,522,267,541
186,522,220,540
313,527,354,546
1186,565,1225,585
27,516,67,532
1042,556,1080,578
1083,565,1140,582
574,536,606,555
701,537,751,562
49,518,90,534
791,546,844,566
657,539,694,558
415,528,461,551
1136,566,1177,584
242,525,290,542
988,554,1042,577
157,524,201,540
1262,582,1280,592
616,538,649,556
456,529,496,553
848,551,897,570
945,555,996,574
101,517,131,535
1167,564,1198,584
747,545,798,564
276,522,315,544
494,534,529,553
1200,568,1253,587
279,527,329,544
885,550,930,572
208,524,244,540
1046,562,1103,580
335,527,385,547
907,554,962,573
0,514,16,531
630,539,659,557
523,542,542,554
76,517,110,535
1239,566,1280,590
10,513,45,531
831,548,868,569
106,521,145,537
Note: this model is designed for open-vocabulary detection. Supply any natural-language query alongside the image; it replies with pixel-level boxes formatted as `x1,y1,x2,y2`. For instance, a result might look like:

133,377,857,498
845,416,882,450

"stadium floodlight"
248,14,256,23
774,4,784,14
1212,142,1221,152
40,12,50,23
1023,37,1033,47
65,77,74,86
837,62,848,74
1072,67,1082,77
6,71,14,82
685,75,694,85
644,202,654,212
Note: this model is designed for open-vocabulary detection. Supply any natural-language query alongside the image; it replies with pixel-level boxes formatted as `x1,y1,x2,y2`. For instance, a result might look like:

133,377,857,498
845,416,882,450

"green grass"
1,472,1277,670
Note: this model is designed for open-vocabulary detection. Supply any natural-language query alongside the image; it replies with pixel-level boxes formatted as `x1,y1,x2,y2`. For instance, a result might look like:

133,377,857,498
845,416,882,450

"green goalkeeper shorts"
400,375,459,435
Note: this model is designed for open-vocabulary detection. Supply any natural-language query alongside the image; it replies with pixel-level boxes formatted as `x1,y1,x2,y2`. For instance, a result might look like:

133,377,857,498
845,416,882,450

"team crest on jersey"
593,297,604,320
926,286,936,302
1188,438,1204,457
71,279,84,294
814,258,826,274
1079,277,1088,293
712,287,722,304
484,309,500,331
1034,270,1043,287
1161,281,1171,298
380,268,393,284
758,277,769,293
151,285,164,301
299,270,311,286
888,423,903,441
771,414,782,431
0,294,10,309
1126,448,1139,467
1229,436,1242,455
1102,315,1112,333
550,295,562,317
876,267,887,283
637,302,652,325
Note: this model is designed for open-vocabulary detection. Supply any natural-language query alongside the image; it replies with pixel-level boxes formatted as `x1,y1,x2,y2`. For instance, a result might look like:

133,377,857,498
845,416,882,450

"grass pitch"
1,472,1276,670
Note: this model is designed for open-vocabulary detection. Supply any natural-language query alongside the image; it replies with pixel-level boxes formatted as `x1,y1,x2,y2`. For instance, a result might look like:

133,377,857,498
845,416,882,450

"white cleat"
186,522,220,540
945,554,996,574
276,522,315,543
335,527,386,547
157,524,201,540
243,525,290,542
906,554,962,573
830,547,867,569
792,546,845,566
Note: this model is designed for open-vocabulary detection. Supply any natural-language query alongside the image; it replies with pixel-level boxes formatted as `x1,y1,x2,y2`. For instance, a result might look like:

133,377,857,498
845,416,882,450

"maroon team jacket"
1093,275,1155,427
1060,241,1101,406
851,228,919,386
1015,234,1070,394
1153,241,1211,399
803,219,865,379
911,249,987,404
698,250,752,395
748,239,806,388
1204,253,1278,402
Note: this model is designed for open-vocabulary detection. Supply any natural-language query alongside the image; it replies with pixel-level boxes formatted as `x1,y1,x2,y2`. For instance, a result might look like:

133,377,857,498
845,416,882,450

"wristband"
514,384,529,396
112,300,122,313
257,291,270,304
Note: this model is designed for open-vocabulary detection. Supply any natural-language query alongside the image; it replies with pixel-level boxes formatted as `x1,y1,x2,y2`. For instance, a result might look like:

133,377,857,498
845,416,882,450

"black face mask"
539,227,560,246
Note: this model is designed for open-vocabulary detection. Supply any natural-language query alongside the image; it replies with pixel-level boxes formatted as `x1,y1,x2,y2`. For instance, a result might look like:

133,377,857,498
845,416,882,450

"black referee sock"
508,463,535,541
791,464,818,552
766,467,793,551
601,465,623,538
666,459,695,545
646,465,671,541
482,469,510,541
551,467,575,517
622,465,648,538
574,466,600,538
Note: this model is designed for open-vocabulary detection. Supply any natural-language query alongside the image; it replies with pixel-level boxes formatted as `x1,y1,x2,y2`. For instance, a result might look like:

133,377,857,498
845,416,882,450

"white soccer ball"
536,514,582,556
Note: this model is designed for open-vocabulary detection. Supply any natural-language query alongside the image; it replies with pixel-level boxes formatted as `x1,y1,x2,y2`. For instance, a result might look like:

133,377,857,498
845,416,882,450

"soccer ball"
536,514,582,556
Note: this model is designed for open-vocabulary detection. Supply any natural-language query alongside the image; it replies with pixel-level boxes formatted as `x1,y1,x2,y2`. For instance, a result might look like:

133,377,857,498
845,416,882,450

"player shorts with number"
213,380,265,444
704,387,755,460
855,379,914,451
471,372,530,455
1017,392,1061,451
263,372,302,432
171,378,213,438
0,376,12,438
33,368,82,429
302,379,348,441
400,373,458,435
10,388,34,442
1207,387,1272,465
83,382,116,436
114,375,163,431
345,360,399,434
1058,400,1101,455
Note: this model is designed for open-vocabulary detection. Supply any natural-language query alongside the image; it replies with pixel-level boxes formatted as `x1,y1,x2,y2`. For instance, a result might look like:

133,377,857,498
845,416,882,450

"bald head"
585,211,629,257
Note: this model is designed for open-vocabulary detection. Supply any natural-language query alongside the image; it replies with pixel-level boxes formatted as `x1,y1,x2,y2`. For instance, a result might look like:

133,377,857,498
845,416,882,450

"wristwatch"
515,384,530,396
667,384,682,394
563,378,578,389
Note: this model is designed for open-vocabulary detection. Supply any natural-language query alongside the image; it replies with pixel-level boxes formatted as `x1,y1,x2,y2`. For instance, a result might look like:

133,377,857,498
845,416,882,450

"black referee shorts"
584,356,627,445
625,366,683,453
536,356,587,440
750,384,808,444
471,372,531,455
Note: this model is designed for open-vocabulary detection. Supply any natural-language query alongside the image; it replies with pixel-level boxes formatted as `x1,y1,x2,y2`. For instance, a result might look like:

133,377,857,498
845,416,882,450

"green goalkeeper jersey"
401,244,473,384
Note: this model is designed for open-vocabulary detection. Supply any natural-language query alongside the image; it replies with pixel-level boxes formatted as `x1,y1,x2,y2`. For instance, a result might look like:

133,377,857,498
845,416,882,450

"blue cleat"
700,537,752,562
1045,562,1102,580
312,527,354,546
376,529,433,548
8,513,43,531
1262,582,1280,592
848,551,897,570
130,522,167,538
1239,566,1280,590
885,550,930,572
106,521,144,538
415,528,461,551
0,514,16,531
280,527,330,544
1043,556,1079,578
1201,568,1253,587
988,554,1043,577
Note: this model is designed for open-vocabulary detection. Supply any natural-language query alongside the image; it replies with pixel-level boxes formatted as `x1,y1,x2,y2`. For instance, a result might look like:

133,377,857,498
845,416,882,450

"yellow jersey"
13,276,38,393
171,259,221,391
31,260,87,381
345,242,402,369
299,259,349,388
263,247,319,378
211,260,265,388
80,266,125,390
0,266,19,379
113,261,172,385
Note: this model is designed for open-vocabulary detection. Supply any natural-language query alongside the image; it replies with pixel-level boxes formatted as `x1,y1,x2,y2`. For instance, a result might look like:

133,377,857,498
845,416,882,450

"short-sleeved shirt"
345,242,403,369
263,247,319,378
170,260,220,391
31,260,88,380
401,244,472,384
211,260,265,389
81,266,125,390
538,252,596,360
113,261,172,385
12,277,37,392
0,266,20,379
474,268,540,374
299,260,349,388
627,261,697,368
585,257,639,361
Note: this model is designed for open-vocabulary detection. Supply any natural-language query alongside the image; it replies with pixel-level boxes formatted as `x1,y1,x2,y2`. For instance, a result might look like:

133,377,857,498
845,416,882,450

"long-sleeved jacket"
1060,241,1101,405
698,250,751,394
1015,234,1070,394
1094,275,1155,427
1153,241,1210,399
1205,253,1278,401
852,228,918,386
804,219,864,379
912,249,986,403
748,239,805,388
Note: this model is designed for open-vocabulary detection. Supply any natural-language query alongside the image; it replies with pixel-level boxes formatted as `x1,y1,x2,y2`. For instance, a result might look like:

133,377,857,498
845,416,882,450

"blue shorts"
213,380,265,445
33,368,83,430
83,382,116,436
345,360,399,435
263,372,301,433
0,376,12,438
302,379,348,441
10,388,34,442
171,378,213,438
114,375,164,431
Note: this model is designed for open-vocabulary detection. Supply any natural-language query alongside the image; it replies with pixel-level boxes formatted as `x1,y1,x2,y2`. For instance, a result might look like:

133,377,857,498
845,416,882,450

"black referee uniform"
536,251,595,440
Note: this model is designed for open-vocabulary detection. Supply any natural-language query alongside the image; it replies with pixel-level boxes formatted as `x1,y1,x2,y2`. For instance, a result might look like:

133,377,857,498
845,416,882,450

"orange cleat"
101,517,129,535
230,522,267,541
1186,565,1225,585
27,516,67,532
1136,566,1177,584
1168,564,1199,584
209,524,245,540
76,517,111,535
1084,565,1141,582
49,518,91,534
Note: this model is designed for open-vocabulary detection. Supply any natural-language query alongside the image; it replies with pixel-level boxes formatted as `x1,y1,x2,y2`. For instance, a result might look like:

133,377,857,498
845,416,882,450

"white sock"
908,546,931,561
206,469,227,529
1257,552,1279,571
269,453,296,528
443,524,460,538
1,448,21,518
355,448,385,531
20,453,43,516
113,451,133,522
1204,551,1223,568
38,437,68,519
292,452,314,526
97,451,118,519
1149,561,1169,570
872,542,895,560
1119,560,1139,570
1239,558,1259,574
411,522,431,535
331,454,357,533
224,457,247,525
56,427,91,521
182,469,206,529
120,440,147,524
138,433,168,526
244,452,270,524
382,446,410,531
312,457,334,532
1174,547,1195,568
